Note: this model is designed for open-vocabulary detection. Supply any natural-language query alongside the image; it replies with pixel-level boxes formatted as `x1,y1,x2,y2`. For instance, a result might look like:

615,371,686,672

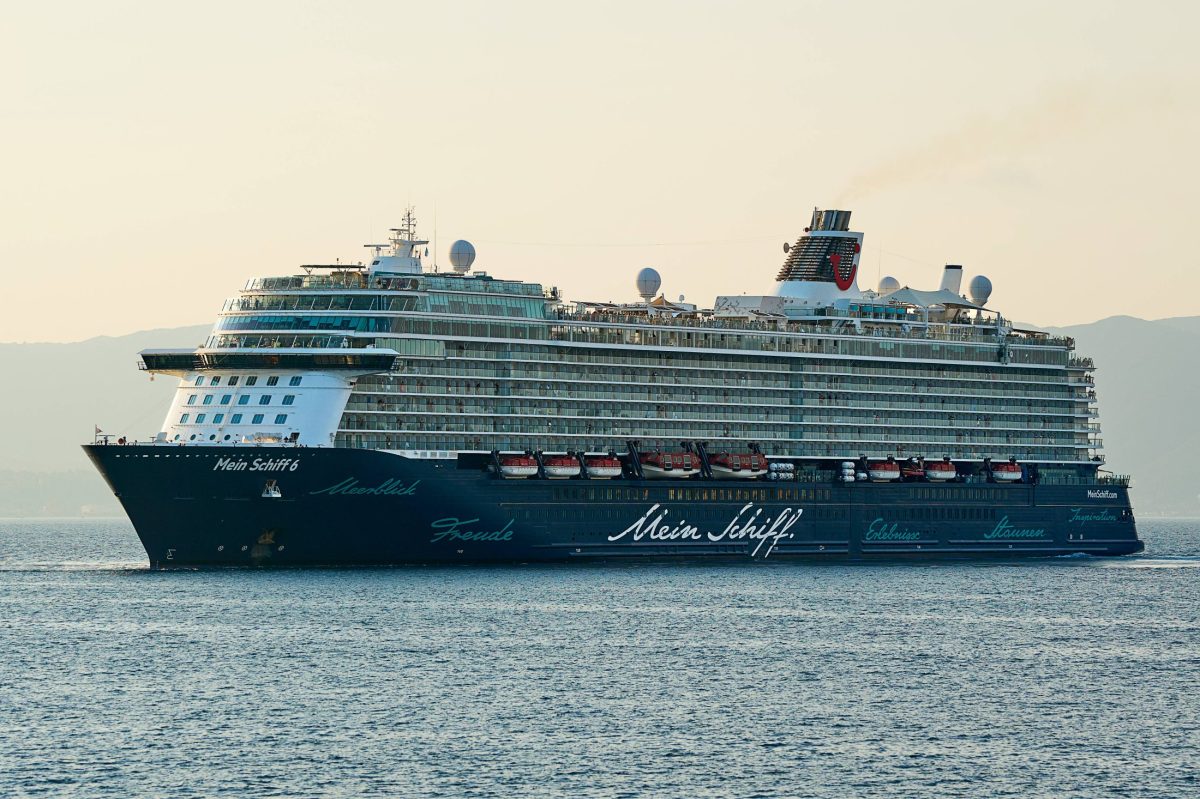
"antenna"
389,206,419,242
433,203,439,273
877,240,881,286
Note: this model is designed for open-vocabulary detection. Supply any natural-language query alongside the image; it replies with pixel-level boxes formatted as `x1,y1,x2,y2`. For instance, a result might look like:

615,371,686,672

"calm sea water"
0,518,1197,798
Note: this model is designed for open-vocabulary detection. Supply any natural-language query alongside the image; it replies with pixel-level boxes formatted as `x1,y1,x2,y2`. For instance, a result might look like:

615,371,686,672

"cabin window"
275,414,288,424
227,376,239,386
252,414,264,424
194,376,204,386
237,395,250,405
179,413,189,424
195,414,206,423
187,394,197,405
221,394,231,404
266,376,279,386
259,395,271,405
202,395,214,405
209,376,220,386
289,376,302,386
282,395,295,406
245,376,258,386
213,414,224,424
231,414,243,424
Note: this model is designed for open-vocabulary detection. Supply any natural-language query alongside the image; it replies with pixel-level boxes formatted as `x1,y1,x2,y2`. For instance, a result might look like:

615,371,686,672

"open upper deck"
227,270,1075,356
200,205,1088,372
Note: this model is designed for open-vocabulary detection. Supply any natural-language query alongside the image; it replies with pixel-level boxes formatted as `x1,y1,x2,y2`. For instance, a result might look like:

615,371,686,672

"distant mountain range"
0,326,207,516
0,318,1193,516
1042,315,1199,516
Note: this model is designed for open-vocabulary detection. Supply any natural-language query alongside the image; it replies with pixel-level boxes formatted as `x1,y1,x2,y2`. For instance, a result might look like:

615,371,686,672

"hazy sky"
4,0,1197,342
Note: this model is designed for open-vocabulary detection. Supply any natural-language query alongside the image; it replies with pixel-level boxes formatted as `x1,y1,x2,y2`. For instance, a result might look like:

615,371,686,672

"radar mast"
366,206,429,275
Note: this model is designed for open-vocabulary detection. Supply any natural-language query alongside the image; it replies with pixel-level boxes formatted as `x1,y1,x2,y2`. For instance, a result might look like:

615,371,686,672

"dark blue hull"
84,445,1144,568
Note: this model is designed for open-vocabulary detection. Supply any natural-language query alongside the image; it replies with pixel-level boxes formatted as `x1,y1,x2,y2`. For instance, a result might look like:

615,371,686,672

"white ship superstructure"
139,208,1102,481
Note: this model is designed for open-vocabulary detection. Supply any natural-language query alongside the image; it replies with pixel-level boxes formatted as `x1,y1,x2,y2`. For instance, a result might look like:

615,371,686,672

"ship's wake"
1103,555,1200,569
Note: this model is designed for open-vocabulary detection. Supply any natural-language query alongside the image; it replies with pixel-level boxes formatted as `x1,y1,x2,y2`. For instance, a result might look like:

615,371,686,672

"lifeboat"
925,459,957,482
543,455,581,479
991,460,1023,482
867,458,901,482
639,451,700,479
584,456,623,479
709,452,769,480
498,455,538,479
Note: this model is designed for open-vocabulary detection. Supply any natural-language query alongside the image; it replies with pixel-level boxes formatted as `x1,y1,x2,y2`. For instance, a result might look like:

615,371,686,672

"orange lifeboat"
709,452,768,480
925,458,957,482
991,460,1023,482
498,455,538,479
542,455,581,479
584,456,623,479
867,457,901,482
639,451,700,479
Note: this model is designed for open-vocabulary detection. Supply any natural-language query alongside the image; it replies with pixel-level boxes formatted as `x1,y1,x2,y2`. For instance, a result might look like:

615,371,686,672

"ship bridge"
140,348,399,447
138,348,400,375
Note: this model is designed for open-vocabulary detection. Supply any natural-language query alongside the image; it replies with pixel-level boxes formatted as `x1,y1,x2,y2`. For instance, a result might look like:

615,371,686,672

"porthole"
223,435,231,441
189,434,196,441
208,434,216,441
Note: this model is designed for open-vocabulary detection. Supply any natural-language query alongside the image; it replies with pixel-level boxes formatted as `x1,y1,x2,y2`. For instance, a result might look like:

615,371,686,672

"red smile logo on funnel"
830,253,857,290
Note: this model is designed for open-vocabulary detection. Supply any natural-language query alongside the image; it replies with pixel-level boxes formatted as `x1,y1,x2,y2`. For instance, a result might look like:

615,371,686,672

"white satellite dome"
877,276,901,295
449,240,476,274
636,267,662,301
968,274,993,306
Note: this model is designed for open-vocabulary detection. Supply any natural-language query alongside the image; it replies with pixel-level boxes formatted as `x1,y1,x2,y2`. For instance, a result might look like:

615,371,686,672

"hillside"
1045,316,1199,516
0,318,1194,516
0,326,208,515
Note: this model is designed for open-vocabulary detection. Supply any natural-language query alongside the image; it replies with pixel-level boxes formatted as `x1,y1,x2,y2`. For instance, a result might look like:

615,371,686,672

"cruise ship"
85,208,1143,566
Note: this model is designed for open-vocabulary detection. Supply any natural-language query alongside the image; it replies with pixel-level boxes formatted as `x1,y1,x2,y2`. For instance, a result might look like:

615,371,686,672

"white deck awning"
884,287,983,309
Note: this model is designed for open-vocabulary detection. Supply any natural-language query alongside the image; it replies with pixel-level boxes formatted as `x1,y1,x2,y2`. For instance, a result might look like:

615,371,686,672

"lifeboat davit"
542,455,581,479
498,455,538,479
867,458,901,482
639,451,700,479
709,452,768,480
925,459,957,482
584,456,623,479
992,460,1023,482
900,459,925,481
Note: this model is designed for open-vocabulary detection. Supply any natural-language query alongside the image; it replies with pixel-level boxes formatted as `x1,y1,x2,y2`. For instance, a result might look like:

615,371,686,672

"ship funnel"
939,264,963,295
809,208,852,232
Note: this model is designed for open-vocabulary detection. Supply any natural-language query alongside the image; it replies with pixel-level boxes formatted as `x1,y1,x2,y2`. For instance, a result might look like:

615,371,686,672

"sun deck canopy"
884,287,983,309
